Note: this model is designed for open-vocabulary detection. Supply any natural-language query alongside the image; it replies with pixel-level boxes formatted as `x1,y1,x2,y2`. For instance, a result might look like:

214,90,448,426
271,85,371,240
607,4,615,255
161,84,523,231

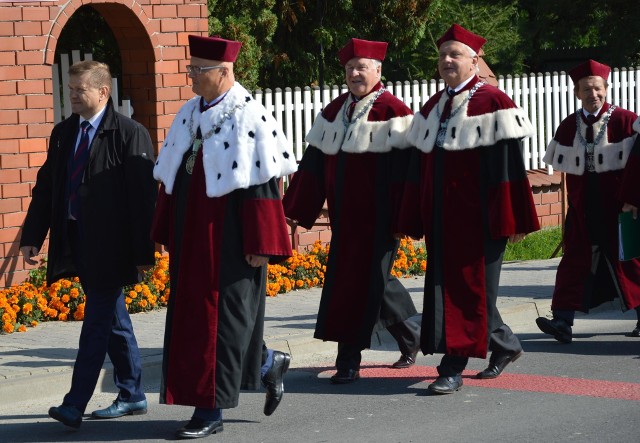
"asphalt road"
0,308,638,443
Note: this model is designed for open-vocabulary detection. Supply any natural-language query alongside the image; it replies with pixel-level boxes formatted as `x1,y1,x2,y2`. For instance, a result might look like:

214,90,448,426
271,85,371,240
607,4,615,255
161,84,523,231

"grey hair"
462,43,480,73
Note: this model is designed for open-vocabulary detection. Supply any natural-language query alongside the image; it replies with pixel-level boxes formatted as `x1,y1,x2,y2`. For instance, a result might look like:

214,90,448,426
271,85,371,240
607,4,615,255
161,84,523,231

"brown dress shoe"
476,350,523,379
330,369,360,384
391,351,418,369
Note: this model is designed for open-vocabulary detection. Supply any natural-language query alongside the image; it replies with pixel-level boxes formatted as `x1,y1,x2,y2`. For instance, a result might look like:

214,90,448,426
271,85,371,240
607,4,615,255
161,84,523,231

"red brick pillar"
0,0,208,287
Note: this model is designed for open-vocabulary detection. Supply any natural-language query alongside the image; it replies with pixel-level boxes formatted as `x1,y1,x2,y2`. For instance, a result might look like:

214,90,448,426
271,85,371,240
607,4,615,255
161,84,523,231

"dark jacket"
20,100,158,288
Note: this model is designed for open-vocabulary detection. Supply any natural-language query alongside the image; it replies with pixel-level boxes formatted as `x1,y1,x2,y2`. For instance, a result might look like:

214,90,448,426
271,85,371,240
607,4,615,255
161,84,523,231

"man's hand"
246,254,269,267
20,246,40,266
622,203,638,219
508,233,526,243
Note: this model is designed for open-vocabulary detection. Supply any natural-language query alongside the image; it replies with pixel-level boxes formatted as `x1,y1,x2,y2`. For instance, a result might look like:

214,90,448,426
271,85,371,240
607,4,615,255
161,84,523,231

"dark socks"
192,407,222,422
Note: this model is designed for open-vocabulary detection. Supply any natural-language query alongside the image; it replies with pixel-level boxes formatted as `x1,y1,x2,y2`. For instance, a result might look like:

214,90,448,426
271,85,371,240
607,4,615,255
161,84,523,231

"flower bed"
1,239,426,334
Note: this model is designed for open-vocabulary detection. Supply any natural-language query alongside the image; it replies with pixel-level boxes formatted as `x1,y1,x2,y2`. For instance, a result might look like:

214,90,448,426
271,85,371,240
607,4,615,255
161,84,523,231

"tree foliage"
56,0,640,92
518,0,640,72
56,6,121,76
264,0,434,88
207,0,279,91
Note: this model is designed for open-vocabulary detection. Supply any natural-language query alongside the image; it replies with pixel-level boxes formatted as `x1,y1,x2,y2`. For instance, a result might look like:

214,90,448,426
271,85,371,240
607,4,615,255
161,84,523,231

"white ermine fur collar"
305,94,413,154
406,90,534,152
154,82,297,197
543,112,637,175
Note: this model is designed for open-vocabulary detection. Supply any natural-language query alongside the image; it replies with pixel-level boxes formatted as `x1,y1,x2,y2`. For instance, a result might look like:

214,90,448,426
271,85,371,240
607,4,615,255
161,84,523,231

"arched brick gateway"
0,0,208,286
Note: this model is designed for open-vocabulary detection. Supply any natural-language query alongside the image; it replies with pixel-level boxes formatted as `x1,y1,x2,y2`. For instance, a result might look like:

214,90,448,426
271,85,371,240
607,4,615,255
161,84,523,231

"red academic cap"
436,24,486,53
568,59,611,83
338,38,388,66
188,35,242,62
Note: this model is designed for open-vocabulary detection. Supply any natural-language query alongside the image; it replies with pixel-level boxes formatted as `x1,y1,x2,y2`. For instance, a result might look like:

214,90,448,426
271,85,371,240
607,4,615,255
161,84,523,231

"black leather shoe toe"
427,375,463,394
391,350,418,369
476,350,523,379
536,317,572,343
48,405,82,429
627,325,640,337
330,369,360,384
262,351,291,416
175,418,223,439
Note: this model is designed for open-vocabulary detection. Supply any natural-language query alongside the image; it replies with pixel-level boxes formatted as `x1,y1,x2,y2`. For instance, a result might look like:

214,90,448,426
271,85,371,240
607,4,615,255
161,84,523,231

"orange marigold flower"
18,325,27,332
31,320,38,327
22,303,33,314
61,294,70,303
3,322,14,333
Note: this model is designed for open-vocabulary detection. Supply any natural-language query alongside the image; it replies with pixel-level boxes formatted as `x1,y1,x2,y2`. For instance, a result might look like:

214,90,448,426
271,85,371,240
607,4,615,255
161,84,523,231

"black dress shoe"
175,418,223,439
330,369,360,384
427,375,463,394
48,404,82,429
476,350,523,379
262,351,291,416
627,324,640,337
391,350,418,369
536,317,572,343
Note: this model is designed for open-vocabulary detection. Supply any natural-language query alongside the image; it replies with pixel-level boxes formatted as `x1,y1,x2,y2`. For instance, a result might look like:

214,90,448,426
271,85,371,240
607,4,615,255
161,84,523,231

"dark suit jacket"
20,99,158,289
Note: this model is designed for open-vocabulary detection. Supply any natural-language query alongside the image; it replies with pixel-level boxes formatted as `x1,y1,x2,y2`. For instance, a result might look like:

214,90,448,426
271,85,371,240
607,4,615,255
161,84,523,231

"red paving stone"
314,364,640,402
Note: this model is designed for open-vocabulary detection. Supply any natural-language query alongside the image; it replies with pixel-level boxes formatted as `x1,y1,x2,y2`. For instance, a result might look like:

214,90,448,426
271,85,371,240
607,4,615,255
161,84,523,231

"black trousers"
437,236,521,377
335,318,421,371
437,324,522,376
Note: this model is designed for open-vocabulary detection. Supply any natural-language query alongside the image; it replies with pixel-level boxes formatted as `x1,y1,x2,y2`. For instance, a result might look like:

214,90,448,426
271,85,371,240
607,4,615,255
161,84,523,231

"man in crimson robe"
283,38,421,384
538,59,640,342
151,35,298,439
396,24,540,394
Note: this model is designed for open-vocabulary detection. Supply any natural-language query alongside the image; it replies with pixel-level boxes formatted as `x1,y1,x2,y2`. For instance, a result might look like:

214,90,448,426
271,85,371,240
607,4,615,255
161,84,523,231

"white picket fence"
257,67,640,172
53,52,640,172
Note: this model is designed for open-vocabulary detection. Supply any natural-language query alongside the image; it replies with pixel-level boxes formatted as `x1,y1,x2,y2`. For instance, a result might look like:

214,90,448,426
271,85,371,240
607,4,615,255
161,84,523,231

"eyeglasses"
186,65,225,75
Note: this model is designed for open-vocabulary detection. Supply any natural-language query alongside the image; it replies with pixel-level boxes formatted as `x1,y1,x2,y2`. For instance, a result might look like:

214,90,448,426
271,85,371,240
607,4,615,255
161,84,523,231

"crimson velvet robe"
152,148,291,409
397,76,540,358
544,104,640,312
151,83,295,409
283,83,417,348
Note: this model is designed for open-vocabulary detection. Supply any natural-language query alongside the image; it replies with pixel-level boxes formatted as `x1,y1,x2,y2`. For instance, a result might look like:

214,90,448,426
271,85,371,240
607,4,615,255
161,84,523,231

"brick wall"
528,169,564,228
0,0,208,287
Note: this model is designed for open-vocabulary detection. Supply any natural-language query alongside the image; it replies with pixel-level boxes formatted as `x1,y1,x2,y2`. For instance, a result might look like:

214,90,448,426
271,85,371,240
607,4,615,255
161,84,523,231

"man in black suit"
20,60,157,429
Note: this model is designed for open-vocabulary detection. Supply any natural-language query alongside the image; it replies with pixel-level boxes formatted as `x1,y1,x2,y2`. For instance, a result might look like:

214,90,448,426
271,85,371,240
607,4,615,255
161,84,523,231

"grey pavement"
0,257,623,406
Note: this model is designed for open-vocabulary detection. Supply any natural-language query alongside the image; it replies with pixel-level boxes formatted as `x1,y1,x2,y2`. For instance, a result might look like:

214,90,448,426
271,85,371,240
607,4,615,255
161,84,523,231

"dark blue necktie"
586,114,597,143
68,120,91,219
